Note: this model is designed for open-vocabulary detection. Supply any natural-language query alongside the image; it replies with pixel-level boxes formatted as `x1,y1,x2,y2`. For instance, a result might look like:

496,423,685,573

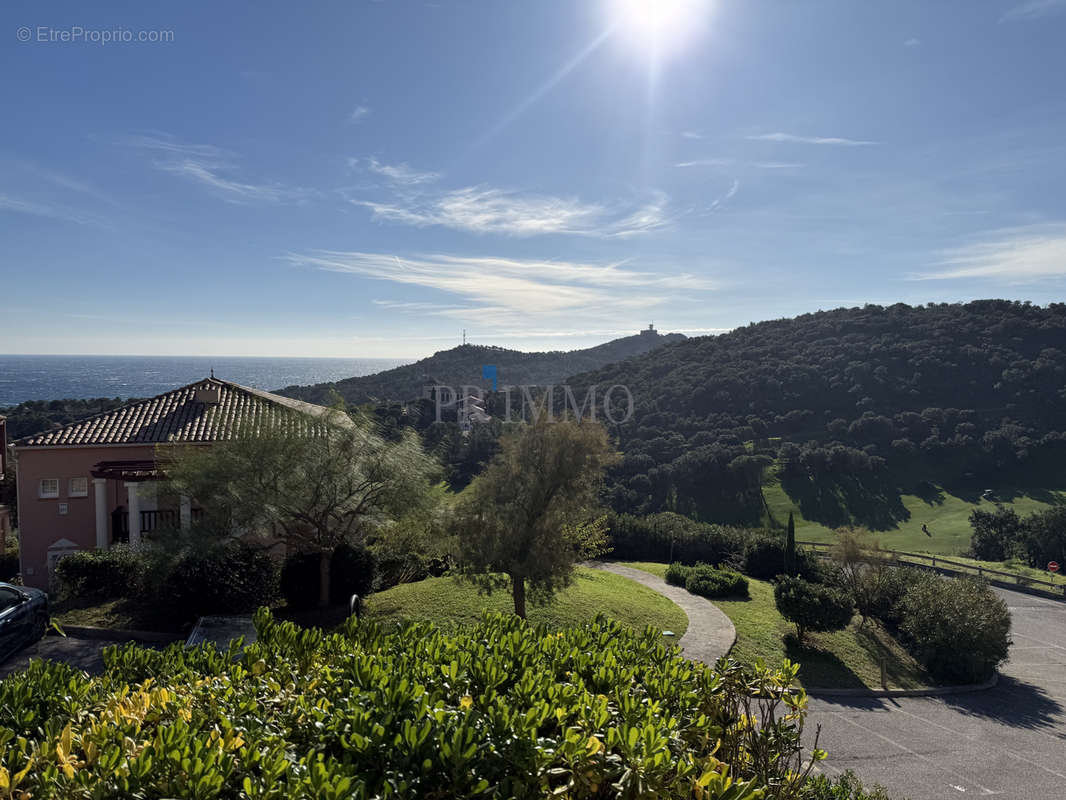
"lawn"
763,478,1065,556
366,567,688,637
54,598,189,634
623,562,932,690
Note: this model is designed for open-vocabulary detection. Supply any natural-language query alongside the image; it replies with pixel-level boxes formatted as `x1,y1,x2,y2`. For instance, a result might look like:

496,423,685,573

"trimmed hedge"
53,546,145,602
684,565,750,599
0,611,828,798
157,541,280,621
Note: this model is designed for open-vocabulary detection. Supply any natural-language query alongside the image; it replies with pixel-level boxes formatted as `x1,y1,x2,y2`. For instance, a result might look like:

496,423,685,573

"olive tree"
454,417,617,618
162,408,439,607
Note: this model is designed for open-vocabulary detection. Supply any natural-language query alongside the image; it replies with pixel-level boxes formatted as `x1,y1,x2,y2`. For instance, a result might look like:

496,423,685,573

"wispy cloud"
747,132,878,146
0,193,101,225
349,105,372,123
706,179,740,213
350,185,670,238
910,224,1066,281
675,158,734,168
285,250,713,326
123,133,310,205
675,158,802,170
1000,0,1066,21
355,157,441,185
681,130,706,140
903,37,921,47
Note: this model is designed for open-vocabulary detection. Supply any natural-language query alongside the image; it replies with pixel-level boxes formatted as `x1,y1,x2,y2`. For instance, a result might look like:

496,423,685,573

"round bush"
685,565,750,598
773,575,853,639
897,576,1010,683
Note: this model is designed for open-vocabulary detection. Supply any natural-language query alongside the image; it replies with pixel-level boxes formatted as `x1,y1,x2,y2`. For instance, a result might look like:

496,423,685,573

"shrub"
802,770,894,800
0,611,829,799
281,542,377,610
155,541,280,621
608,512,746,566
897,576,1011,683
685,565,750,598
773,575,853,639
856,566,932,628
0,551,19,581
744,533,819,581
969,506,1024,561
664,561,691,587
54,546,146,602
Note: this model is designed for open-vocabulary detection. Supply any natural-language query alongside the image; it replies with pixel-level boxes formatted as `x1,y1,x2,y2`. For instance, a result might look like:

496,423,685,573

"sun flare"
608,0,709,54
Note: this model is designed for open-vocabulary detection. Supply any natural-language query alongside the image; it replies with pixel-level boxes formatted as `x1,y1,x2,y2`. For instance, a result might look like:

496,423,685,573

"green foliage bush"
802,770,895,800
54,546,145,602
607,512,746,566
852,566,929,628
744,533,819,581
897,576,1011,683
664,561,691,587
157,541,279,621
685,565,750,598
773,576,854,639
0,611,829,799
281,542,377,610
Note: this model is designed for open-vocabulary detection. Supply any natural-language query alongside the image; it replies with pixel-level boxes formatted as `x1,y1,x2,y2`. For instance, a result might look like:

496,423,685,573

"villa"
12,377,333,589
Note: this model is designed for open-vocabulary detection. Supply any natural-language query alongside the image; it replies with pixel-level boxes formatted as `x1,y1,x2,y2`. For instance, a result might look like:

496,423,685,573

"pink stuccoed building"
12,377,333,589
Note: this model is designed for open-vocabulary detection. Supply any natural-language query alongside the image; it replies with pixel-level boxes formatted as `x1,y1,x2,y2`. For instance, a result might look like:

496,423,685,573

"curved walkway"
587,561,736,665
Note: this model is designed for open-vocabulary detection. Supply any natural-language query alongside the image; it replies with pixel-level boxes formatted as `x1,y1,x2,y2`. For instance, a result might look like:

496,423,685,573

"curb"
54,625,182,644
807,671,999,698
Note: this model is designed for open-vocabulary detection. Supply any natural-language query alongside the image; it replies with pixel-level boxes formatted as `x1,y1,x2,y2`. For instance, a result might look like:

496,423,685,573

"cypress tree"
784,511,797,575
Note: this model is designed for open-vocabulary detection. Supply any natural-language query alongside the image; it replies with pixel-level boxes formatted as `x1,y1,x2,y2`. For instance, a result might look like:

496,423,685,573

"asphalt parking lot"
0,634,133,678
808,587,1066,800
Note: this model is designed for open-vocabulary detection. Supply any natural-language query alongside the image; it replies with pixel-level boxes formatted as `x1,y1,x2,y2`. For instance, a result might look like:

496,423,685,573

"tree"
162,408,439,607
454,417,617,617
784,511,797,575
773,576,853,641
969,506,1023,561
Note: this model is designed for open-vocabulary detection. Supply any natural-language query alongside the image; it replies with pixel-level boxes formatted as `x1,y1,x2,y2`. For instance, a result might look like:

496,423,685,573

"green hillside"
762,477,1066,556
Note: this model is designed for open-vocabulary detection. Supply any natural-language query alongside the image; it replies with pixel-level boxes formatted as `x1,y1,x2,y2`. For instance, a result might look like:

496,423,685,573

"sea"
0,355,411,407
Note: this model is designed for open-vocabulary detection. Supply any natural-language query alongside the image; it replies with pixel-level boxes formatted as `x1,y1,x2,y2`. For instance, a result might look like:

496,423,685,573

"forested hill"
566,301,1066,524
279,329,685,405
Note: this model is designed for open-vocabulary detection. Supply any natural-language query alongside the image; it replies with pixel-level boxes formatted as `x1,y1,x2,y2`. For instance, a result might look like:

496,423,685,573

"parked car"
0,582,48,660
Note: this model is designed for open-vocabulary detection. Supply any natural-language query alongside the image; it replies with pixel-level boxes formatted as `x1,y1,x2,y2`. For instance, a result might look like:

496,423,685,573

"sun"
608,0,710,55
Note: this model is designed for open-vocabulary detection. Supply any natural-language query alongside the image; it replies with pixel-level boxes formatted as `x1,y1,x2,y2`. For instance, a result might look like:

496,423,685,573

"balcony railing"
115,508,204,541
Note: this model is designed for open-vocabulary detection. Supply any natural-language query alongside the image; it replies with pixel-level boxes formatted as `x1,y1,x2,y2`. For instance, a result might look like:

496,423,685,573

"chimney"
195,384,221,405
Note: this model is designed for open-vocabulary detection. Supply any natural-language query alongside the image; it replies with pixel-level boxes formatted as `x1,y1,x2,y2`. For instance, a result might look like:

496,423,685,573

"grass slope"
623,562,931,690
763,478,1064,556
366,567,688,637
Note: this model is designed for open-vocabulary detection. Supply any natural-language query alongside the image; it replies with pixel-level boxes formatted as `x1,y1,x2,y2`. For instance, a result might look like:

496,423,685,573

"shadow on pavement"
941,675,1065,734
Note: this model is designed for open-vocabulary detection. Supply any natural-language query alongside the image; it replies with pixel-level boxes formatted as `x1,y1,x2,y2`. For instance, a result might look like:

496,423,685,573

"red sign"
1049,561,1060,573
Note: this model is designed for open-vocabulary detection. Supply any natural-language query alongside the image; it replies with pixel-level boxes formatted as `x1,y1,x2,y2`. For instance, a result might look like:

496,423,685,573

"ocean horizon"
0,354,411,407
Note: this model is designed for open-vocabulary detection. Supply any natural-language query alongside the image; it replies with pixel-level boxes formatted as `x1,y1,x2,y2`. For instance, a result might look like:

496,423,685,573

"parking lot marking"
837,715,999,796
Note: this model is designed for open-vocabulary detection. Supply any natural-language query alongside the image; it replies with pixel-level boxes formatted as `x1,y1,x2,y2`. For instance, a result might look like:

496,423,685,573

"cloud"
910,224,1066,281
681,130,706,140
357,157,441,185
351,185,670,238
675,158,734,168
285,250,713,326
123,133,310,205
0,193,100,225
706,179,740,213
1000,0,1066,21
747,132,878,146
903,37,921,47
349,105,372,123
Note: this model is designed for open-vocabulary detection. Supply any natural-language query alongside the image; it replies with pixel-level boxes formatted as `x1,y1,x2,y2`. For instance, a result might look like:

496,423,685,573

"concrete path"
807,587,1066,800
588,561,736,666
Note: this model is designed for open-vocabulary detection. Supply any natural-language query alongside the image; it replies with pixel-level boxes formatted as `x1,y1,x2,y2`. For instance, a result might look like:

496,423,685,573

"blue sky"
2,0,1065,358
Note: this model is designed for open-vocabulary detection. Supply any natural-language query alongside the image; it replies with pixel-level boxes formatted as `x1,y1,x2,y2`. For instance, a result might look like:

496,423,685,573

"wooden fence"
797,540,1066,598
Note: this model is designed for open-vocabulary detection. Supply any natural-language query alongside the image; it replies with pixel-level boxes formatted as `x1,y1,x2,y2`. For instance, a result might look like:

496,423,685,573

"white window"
69,477,88,497
39,478,59,499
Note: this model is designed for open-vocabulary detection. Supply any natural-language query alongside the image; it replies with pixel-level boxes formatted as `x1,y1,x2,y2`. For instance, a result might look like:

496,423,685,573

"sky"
1,0,1065,358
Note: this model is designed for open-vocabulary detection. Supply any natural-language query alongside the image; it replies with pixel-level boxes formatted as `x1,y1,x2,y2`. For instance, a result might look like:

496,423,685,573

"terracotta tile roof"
15,378,336,448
